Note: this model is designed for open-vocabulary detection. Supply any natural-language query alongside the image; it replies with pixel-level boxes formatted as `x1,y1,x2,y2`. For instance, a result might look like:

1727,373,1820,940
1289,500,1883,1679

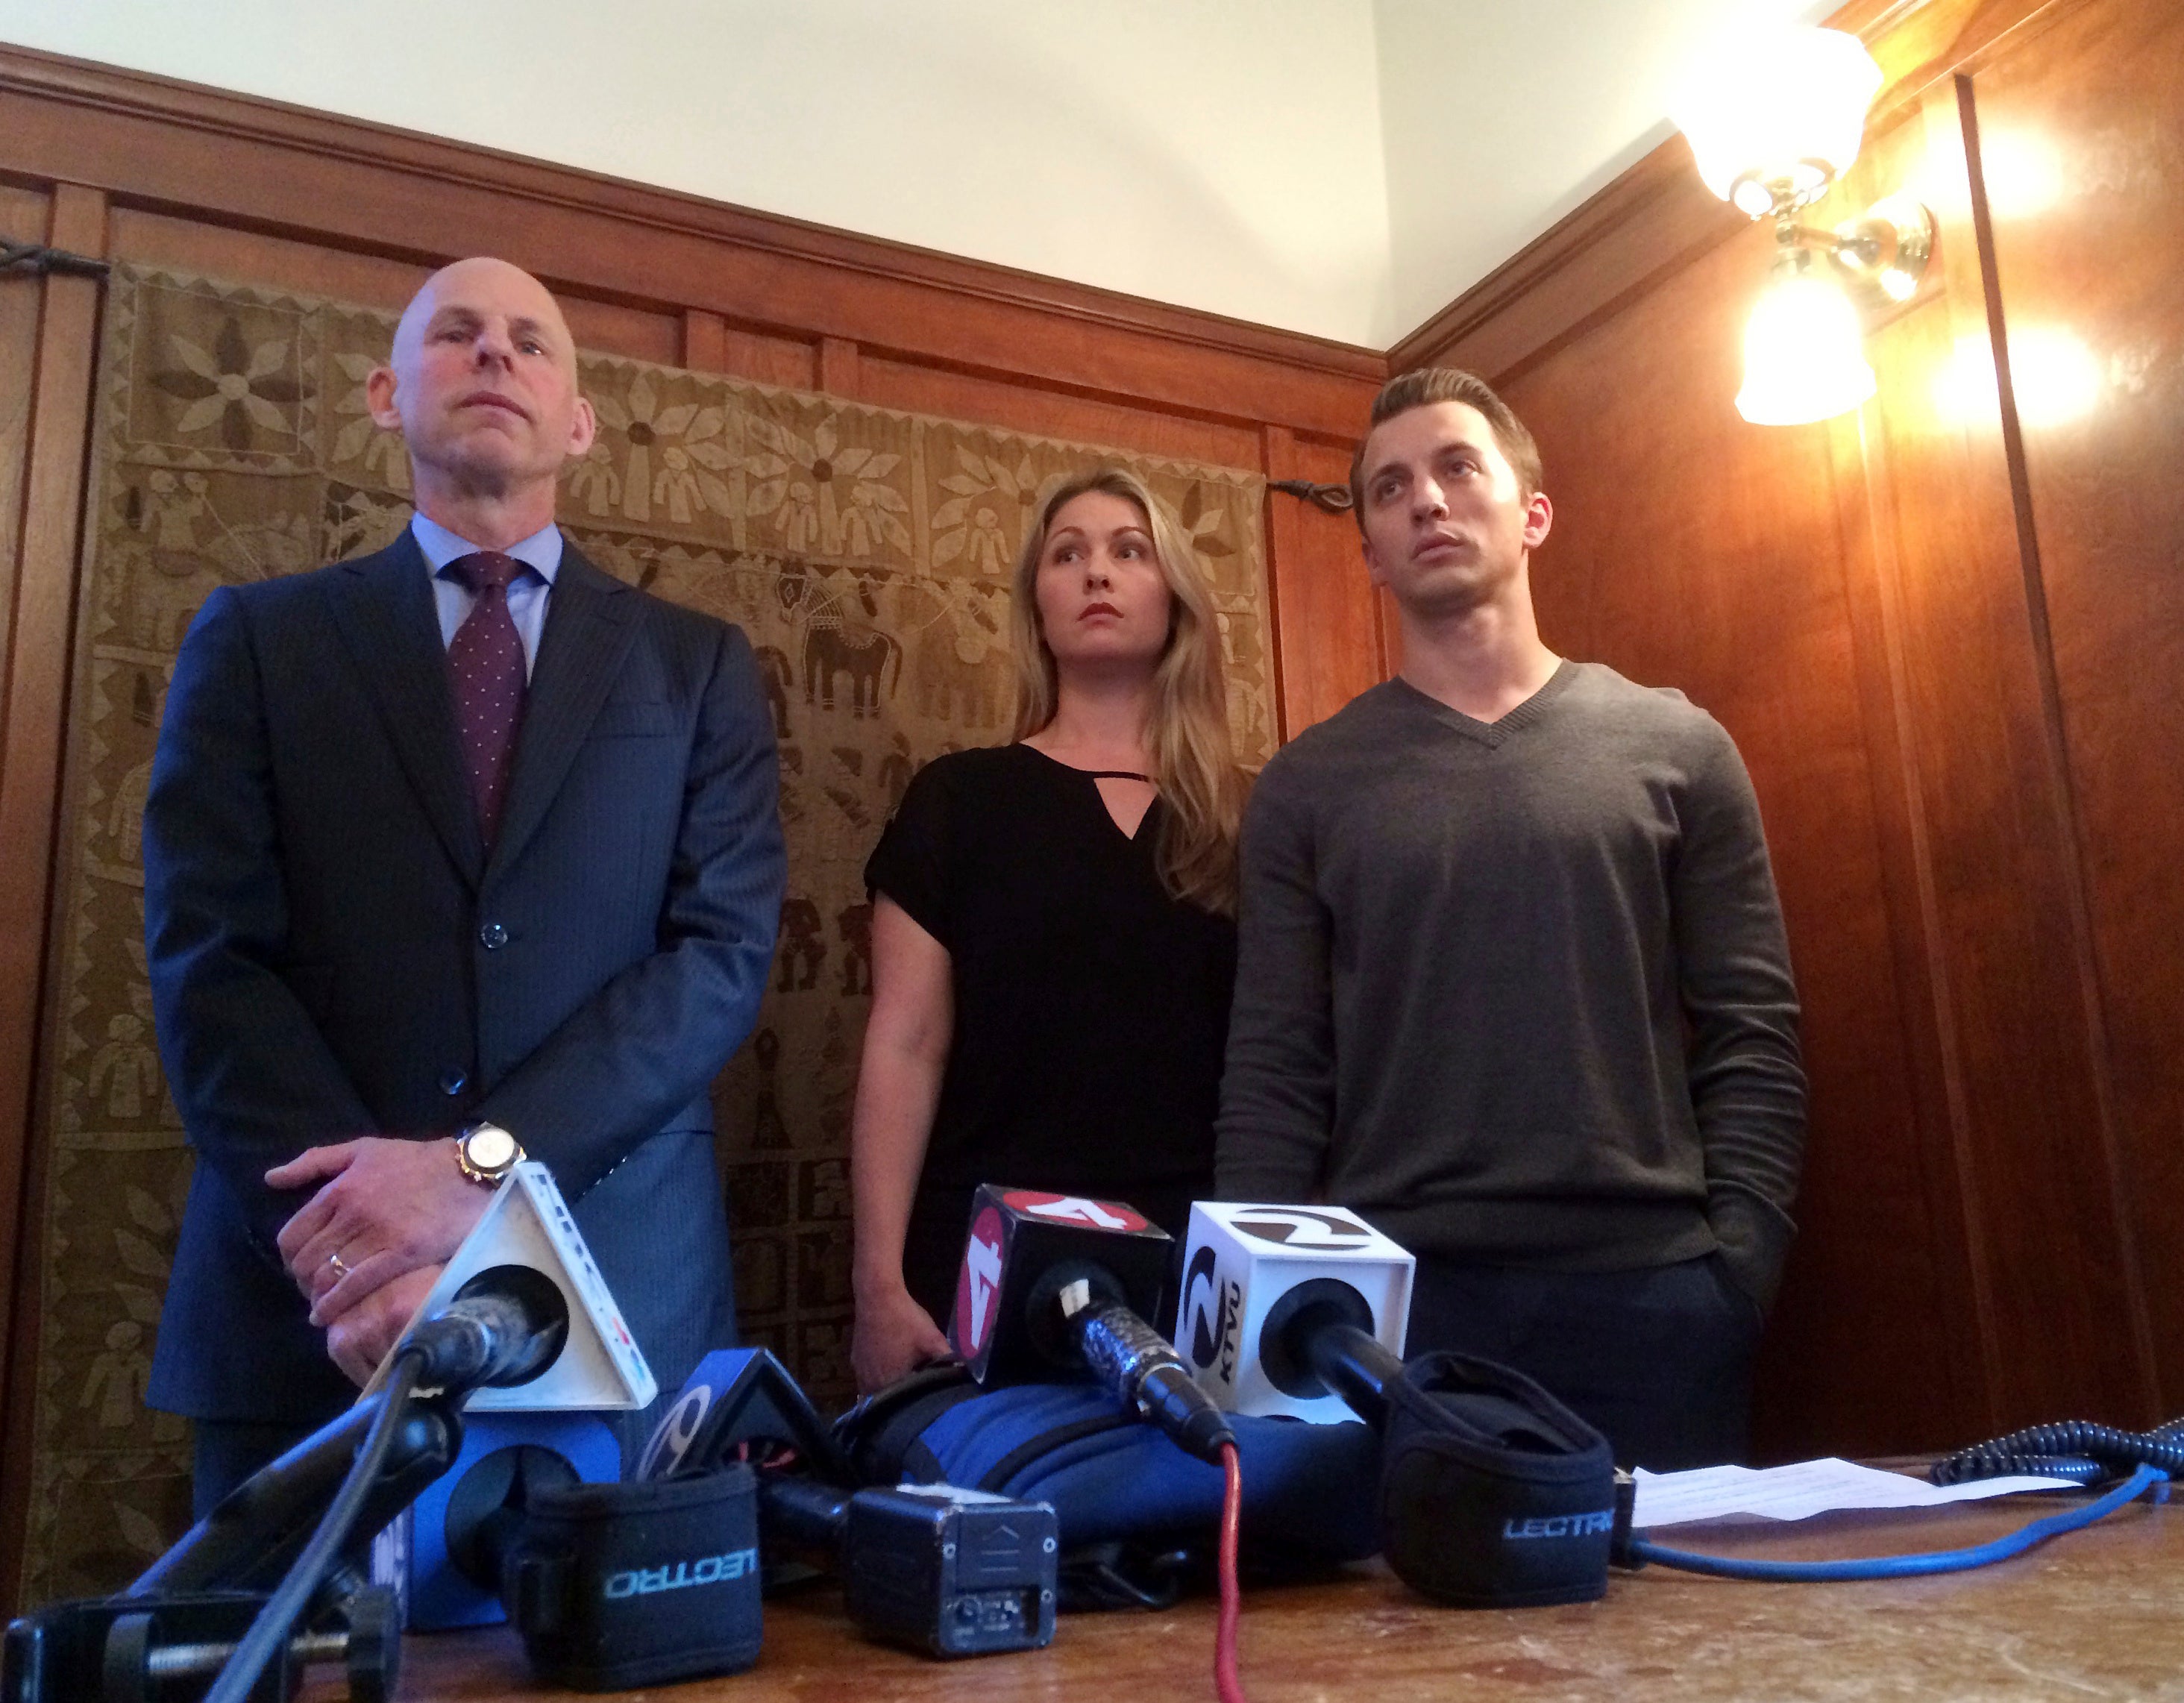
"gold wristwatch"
454,1122,524,1188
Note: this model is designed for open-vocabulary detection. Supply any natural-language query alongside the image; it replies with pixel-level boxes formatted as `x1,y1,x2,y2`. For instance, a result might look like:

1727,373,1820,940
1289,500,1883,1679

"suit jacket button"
439,1070,468,1096
478,922,509,950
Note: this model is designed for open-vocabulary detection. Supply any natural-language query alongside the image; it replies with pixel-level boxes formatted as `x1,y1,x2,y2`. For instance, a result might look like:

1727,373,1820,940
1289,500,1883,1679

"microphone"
1181,1205,1620,1609
1176,1203,1414,1424
400,1264,571,1390
949,1185,1234,1464
127,1269,571,1600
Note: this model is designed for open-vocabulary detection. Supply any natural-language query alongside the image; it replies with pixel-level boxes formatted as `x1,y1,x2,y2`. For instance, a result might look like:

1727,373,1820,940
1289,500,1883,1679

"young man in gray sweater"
1214,368,1805,1469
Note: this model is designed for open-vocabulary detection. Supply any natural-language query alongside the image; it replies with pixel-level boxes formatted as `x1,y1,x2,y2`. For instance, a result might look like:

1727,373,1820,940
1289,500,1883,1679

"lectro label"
602,1547,759,1598
1500,1512,1614,1540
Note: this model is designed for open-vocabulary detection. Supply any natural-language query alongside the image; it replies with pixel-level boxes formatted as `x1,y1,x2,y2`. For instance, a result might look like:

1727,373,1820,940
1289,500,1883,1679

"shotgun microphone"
949,1185,1234,1464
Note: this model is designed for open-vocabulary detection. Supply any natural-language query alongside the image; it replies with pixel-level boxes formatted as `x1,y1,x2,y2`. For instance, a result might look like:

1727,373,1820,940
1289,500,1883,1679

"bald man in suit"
144,258,785,1511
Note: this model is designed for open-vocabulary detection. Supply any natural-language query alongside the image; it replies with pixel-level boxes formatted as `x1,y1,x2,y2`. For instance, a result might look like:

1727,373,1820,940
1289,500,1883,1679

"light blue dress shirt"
410,512,562,680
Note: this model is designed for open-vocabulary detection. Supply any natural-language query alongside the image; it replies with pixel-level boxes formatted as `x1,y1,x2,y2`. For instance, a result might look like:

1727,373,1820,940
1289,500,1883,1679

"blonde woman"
849,467,1247,1393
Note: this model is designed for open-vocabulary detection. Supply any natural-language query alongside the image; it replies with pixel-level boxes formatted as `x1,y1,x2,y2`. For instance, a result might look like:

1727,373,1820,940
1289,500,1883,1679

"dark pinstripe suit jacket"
142,528,785,1431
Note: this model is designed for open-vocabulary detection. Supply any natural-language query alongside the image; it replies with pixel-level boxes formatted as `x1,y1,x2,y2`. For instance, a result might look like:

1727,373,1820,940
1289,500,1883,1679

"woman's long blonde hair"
1009,466,1246,914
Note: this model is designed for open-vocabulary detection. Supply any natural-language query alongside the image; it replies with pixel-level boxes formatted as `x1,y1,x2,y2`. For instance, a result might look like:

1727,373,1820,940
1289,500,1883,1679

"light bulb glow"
1674,25,1885,211
2012,326,2102,424
1977,130,2065,220
1736,271,1876,425
1934,326,2100,427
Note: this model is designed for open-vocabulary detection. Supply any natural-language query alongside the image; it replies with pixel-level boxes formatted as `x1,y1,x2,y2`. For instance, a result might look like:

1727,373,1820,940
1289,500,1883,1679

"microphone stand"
128,1391,465,1599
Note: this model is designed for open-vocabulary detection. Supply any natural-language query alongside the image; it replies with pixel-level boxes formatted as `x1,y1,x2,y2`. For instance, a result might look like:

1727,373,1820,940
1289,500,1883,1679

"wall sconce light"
1674,26,1933,425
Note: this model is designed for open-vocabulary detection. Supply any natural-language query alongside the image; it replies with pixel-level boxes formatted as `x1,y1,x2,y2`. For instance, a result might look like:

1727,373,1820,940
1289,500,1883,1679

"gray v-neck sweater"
1214,661,1806,1311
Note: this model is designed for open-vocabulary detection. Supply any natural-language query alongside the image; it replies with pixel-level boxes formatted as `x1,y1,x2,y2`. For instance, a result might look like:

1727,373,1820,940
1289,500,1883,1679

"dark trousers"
1402,1254,1763,1471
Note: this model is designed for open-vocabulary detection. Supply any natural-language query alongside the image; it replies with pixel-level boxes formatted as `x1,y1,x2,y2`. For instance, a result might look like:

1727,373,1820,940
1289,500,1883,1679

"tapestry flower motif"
150,318,303,453
327,351,410,492
1178,482,1234,561
746,415,909,558
932,446,1036,575
589,371,736,526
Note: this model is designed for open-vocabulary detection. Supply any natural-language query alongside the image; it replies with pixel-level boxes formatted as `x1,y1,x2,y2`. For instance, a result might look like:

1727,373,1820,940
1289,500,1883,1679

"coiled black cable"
1930,1418,2184,1487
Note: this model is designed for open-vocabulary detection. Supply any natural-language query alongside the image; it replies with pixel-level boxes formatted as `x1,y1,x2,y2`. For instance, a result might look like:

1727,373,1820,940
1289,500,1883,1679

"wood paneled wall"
4,0,2172,1575
0,45,1387,1599
1405,0,2177,1457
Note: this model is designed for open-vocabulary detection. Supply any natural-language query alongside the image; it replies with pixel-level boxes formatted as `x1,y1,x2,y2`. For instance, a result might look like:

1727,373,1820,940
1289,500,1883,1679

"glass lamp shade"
1675,26,1884,215
1736,269,1876,425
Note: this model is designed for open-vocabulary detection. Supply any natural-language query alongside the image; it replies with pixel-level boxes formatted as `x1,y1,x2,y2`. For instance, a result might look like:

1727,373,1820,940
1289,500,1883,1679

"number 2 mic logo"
1182,1244,1240,1383
1228,1208,1375,1249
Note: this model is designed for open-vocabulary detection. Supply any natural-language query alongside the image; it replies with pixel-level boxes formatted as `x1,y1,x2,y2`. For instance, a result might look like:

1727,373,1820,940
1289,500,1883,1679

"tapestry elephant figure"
912,621,1004,729
803,624,902,718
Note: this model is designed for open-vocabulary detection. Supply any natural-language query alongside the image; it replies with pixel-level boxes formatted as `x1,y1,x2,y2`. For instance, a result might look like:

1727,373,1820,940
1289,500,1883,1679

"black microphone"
949,1185,1234,1464
401,1264,571,1390
125,1267,572,1602
1262,1278,1403,1427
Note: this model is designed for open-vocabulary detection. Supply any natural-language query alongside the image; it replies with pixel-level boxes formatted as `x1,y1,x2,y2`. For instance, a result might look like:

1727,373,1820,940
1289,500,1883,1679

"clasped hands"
269,1136,492,1387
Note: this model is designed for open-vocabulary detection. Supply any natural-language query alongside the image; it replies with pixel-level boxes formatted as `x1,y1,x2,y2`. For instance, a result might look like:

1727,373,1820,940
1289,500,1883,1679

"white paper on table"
1629,1458,2078,1528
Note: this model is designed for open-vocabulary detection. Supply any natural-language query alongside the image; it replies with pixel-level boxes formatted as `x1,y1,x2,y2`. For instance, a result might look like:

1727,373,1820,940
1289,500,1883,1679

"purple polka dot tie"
445,551,529,847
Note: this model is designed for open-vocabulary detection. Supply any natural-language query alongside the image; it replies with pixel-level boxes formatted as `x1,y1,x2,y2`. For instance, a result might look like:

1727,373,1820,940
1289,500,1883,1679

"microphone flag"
1178,1202,1413,1423
363,1160,656,1411
947,1186,1170,1384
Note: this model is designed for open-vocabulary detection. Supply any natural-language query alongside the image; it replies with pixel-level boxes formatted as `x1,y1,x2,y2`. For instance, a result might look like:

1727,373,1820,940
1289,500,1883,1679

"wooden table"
372,1488,2181,1701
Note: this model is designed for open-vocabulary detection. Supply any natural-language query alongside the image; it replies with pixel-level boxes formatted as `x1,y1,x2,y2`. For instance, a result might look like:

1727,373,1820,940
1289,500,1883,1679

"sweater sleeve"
1214,760,1336,1202
1675,720,1808,1314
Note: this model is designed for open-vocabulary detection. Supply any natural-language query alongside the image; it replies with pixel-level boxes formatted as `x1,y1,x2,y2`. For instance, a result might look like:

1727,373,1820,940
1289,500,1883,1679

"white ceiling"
1,0,1834,348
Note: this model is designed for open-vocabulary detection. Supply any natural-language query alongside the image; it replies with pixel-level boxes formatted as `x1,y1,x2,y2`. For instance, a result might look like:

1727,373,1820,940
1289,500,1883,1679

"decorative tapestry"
21,263,1275,1602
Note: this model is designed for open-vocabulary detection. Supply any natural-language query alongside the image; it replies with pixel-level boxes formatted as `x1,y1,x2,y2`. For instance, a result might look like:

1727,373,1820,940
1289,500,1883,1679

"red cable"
1214,1440,1249,1703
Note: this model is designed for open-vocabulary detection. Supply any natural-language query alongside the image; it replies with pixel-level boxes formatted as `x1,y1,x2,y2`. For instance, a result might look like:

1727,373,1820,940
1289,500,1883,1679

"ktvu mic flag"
1179,1202,1413,1423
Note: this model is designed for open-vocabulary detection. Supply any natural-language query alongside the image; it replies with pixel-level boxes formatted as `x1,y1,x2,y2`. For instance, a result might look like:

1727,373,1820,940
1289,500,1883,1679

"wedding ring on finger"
326,1250,351,1282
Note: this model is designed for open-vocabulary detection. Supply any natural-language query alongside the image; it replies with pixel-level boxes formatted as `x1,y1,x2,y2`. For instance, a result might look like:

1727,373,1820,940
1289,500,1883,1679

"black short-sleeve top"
864,744,1237,1203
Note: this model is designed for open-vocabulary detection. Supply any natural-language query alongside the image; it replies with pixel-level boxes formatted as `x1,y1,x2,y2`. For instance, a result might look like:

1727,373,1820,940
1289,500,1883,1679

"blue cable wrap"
1632,1464,2167,1581
906,1381,1382,1561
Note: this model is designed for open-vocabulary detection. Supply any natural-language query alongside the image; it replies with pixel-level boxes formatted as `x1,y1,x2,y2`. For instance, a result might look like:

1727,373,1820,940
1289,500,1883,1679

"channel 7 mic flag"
1179,1203,1414,1423
949,1185,1172,1384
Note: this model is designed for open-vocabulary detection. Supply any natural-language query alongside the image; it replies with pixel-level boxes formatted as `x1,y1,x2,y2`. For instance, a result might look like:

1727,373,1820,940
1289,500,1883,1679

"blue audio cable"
1625,1464,2165,1581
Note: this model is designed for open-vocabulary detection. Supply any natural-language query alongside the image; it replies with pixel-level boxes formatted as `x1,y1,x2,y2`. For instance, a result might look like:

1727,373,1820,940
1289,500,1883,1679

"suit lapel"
324,532,486,885
489,543,640,880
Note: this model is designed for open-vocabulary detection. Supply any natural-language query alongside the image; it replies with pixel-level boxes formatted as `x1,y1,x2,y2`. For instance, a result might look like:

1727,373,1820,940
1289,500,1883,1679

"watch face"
468,1125,518,1171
